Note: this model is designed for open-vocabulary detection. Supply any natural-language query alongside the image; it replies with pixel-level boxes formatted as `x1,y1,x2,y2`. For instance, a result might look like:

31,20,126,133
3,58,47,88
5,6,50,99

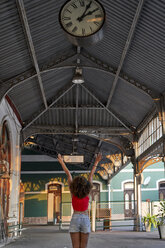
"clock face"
59,0,105,37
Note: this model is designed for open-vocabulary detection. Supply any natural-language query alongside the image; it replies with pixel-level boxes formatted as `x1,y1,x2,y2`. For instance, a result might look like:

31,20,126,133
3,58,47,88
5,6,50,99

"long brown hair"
70,176,93,199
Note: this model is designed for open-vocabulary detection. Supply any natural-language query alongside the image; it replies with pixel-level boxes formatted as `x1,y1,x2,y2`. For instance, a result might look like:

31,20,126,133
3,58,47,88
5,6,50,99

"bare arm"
58,154,72,186
88,153,102,183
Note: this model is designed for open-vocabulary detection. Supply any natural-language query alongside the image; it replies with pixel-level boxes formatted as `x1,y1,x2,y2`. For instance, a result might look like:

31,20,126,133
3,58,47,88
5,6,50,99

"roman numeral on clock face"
72,26,78,33
66,22,73,28
82,28,85,35
65,9,72,14
62,17,71,21
71,3,77,8
79,0,85,6
94,21,100,26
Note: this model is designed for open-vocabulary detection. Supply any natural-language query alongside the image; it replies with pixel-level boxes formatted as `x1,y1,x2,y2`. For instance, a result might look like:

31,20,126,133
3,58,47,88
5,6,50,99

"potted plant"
142,213,157,232
156,200,165,239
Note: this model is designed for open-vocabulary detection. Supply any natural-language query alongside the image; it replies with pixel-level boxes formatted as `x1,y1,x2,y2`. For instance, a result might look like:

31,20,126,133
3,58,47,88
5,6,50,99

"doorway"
47,184,61,225
124,182,134,218
159,181,165,200
90,183,100,202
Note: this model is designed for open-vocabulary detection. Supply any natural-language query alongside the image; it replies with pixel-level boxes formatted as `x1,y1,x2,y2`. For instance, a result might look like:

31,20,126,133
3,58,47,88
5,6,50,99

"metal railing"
59,200,138,231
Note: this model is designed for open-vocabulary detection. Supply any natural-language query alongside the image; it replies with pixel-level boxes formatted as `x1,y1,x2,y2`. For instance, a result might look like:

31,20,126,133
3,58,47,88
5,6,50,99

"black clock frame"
59,0,106,47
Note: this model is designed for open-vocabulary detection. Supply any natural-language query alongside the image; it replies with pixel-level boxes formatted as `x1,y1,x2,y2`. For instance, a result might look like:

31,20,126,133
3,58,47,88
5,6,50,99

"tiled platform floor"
3,226,165,248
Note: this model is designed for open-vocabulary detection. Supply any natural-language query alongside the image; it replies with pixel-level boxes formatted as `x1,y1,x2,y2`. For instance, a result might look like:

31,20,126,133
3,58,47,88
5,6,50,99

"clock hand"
83,8,99,18
77,1,92,22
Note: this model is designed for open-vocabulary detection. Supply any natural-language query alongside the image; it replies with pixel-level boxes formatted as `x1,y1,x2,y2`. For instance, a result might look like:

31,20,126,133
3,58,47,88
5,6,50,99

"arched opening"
0,121,11,235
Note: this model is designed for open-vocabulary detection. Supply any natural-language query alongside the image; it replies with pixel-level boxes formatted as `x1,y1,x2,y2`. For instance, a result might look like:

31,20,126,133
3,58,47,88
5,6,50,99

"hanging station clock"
59,0,106,46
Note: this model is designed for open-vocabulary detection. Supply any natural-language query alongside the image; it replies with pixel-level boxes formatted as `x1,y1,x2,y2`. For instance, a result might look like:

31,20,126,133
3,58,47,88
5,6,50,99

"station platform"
3,226,165,248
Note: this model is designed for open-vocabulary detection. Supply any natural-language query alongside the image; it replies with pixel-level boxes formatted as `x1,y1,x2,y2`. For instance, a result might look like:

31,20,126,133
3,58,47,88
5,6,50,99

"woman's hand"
57,154,72,185
58,154,64,163
95,153,102,164
88,153,102,183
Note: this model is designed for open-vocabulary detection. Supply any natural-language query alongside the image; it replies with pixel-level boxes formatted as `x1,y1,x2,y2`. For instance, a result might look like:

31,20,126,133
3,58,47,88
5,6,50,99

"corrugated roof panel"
53,83,76,107
34,109,75,126
0,0,32,80
83,68,115,105
24,0,74,65
8,77,43,121
1,0,164,141
122,0,165,92
53,84,104,107
110,79,154,126
41,68,74,102
84,0,139,68
78,109,123,127
33,106,123,128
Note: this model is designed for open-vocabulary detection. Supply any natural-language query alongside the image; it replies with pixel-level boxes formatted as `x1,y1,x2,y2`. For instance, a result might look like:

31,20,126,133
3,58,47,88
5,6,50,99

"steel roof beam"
82,65,158,100
1,59,159,103
22,83,76,131
25,125,130,134
16,0,48,108
81,84,133,132
22,125,132,141
75,84,79,133
50,107,105,110
106,0,144,108
0,53,77,101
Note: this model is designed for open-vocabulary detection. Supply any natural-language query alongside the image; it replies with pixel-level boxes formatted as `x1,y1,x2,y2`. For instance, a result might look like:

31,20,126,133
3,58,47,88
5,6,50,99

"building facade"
21,150,165,226
0,97,22,239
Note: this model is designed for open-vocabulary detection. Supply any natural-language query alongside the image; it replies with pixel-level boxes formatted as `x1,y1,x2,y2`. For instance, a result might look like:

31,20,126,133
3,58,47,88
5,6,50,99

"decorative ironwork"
137,155,162,174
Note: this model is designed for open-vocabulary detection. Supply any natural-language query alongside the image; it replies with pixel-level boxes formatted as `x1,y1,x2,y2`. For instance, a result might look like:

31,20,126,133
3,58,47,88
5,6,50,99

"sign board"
63,155,84,163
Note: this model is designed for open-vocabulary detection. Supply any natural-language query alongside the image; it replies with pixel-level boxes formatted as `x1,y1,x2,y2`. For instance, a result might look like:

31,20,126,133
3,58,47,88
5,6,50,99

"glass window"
137,116,162,156
125,194,129,210
131,194,134,210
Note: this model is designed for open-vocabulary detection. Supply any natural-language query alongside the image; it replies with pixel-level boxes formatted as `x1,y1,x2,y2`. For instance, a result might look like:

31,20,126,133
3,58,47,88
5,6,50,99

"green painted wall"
21,157,165,219
22,163,108,218
25,194,47,217
110,161,165,202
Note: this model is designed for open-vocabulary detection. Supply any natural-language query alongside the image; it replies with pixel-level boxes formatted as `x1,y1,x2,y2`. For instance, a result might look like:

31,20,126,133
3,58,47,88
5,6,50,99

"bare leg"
80,233,89,248
70,232,81,248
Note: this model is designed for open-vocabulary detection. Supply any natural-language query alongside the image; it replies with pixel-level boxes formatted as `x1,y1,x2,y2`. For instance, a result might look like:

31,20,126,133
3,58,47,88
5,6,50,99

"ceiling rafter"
28,135,96,156
51,107,105,110
22,83,76,131
80,54,159,100
16,0,48,108
43,63,159,100
81,84,133,132
86,134,126,154
26,125,131,135
1,55,159,103
75,84,79,134
22,125,132,142
0,52,77,101
106,0,144,108
80,82,133,162
0,70,36,101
